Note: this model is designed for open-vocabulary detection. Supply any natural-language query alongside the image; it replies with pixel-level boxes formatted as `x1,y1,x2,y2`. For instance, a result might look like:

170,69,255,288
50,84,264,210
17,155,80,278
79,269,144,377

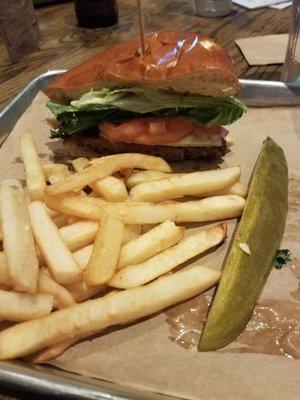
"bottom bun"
63,136,227,162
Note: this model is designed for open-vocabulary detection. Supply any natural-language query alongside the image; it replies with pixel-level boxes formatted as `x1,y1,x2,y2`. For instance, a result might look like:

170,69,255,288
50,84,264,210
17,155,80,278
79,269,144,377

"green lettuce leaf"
48,87,246,137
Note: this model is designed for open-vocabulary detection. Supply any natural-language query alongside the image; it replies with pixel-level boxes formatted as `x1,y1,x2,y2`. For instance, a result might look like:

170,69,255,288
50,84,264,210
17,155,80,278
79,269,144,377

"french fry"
60,222,141,259
43,163,71,184
71,157,89,172
20,132,46,201
0,289,53,322
193,181,249,198
0,252,11,288
64,281,106,303
28,201,82,284
93,176,128,202
0,264,220,360
52,214,70,228
126,170,175,188
127,171,248,198
38,271,75,309
84,214,124,285
45,193,245,224
30,337,80,364
72,244,93,270
123,224,142,244
30,290,119,363
130,167,241,202
109,223,226,288
118,221,184,270
46,154,171,195
59,220,99,252
71,158,128,202
0,180,39,293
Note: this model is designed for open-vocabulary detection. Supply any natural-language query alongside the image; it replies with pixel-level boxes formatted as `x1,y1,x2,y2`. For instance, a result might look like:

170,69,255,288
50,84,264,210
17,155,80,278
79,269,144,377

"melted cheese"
161,135,222,147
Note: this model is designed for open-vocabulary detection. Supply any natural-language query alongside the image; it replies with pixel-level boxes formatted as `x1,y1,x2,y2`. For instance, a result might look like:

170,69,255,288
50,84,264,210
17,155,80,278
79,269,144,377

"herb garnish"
273,249,292,269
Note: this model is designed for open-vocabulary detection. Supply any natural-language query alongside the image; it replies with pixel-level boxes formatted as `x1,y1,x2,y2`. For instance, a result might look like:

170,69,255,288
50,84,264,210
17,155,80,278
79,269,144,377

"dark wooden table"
0,0,291,109
0,0,291,398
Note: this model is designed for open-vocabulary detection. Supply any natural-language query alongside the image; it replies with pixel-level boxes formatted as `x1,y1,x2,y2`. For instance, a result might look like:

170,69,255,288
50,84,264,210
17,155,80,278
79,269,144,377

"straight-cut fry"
125,170,174,188
28,201,82,284
109,223,226,288
30,290,119,363
130,167,241,202
45,193,245,224
46,153,171,195
0,252,12,288
0,180,39,293
0,289,53,322
42,163,71,184
93,176,128,202
38,271,75,309
20,132,46,200
59,220,99,251
0,264,220,360
117,221,184,270
84,214,124,285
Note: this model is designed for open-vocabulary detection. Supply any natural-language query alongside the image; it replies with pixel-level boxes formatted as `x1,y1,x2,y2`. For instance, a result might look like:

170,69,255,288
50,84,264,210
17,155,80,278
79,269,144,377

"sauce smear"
166,295,300,358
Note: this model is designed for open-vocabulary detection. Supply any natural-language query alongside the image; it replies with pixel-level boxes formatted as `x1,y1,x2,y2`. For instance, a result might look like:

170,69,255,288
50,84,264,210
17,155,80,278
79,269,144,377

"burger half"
45,30,246,162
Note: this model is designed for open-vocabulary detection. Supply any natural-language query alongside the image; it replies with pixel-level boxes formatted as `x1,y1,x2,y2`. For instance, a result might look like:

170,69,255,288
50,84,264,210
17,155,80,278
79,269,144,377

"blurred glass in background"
0,0,40,62
74,0,118,28
282,0,300,82
193,0,232,17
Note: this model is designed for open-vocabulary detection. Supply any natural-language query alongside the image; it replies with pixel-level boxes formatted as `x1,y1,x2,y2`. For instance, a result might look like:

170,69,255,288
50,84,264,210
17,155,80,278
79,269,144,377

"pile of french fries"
0,132,248,362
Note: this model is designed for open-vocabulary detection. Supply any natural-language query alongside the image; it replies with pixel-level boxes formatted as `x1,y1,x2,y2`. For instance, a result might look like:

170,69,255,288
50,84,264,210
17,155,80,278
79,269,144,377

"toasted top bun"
45,30,240,103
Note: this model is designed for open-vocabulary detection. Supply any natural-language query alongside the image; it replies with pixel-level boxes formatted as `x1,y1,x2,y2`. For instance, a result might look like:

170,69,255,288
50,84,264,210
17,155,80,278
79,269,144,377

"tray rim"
0,71,299,400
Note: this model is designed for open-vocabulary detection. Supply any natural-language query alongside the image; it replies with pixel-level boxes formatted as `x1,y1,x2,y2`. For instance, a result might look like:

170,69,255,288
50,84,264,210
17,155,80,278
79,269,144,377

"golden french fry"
43,163,71,184
126,170,175,188
127,171,248,198
130,167,241,202
72,244,93,270
0,289,53,322
46,154,171,195
59,220,99,252
0,264,220,360
0,252,12,288
84,214,124,285
52,214,70,228
123,224,142,244
71,157,89,172
29,337,80,364
0,180,39,293
60,222,141,260
38,271,75,309
118,221,184,270
20,132,46,201
65,281,106,302
30,290,119,363
28,201,82,284
71,158,128,201
193,181,249,198
45,193,244,224
93,176,128,202
109,223,226,289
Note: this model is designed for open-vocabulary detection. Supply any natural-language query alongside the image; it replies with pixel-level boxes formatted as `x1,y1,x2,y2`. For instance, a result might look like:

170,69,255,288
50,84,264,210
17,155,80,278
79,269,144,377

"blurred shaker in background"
282,0,300,82
193,0,232,17
0,0,40,62
74,0,118,28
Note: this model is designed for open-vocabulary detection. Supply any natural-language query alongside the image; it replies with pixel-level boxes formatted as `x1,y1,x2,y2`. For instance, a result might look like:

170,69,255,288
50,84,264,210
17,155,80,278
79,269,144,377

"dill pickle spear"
199,137,288,351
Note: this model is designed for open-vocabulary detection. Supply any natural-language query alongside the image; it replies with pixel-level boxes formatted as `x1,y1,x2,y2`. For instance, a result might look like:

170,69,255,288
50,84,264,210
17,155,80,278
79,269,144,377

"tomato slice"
100,117,193,145
100,117,227,146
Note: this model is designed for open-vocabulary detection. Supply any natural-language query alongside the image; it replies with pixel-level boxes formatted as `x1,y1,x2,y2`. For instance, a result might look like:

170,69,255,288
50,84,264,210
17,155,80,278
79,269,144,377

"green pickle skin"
199,137,288,351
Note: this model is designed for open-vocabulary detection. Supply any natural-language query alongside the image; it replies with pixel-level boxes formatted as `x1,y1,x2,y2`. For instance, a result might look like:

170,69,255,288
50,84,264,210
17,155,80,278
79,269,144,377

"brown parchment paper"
0,92,300,400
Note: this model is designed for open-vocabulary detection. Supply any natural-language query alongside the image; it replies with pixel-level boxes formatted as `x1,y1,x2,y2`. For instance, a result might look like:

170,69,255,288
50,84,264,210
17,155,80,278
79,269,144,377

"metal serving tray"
0,71,299,400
